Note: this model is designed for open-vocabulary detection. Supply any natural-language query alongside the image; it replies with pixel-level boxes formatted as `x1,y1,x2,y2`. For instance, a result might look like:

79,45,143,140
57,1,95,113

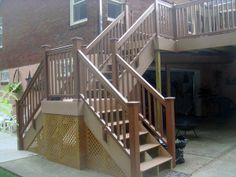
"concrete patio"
175,112,236,177
0,112,236,177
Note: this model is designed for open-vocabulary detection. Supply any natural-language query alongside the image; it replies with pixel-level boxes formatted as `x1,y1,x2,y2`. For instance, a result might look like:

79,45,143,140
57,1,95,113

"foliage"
0,83,20,129
5,82,23,93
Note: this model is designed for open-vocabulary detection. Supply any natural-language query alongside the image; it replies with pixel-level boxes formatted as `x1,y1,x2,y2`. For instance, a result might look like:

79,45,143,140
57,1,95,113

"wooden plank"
140,156,172,172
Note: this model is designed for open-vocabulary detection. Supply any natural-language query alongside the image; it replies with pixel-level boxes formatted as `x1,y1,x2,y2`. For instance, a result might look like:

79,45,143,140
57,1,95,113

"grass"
0,167,21,177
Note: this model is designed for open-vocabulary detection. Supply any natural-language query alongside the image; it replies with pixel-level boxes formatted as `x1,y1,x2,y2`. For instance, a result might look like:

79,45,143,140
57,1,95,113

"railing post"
16,100,24,150
41,44,51,99
165,97,176,167
155,0,160,36
127,102,141,177
172,4,177,39
124,0,130,31
72,37,83,99
110,39,119,88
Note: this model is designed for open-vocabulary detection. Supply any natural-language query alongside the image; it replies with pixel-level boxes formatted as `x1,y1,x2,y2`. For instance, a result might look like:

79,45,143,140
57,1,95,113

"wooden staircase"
17,1,177,177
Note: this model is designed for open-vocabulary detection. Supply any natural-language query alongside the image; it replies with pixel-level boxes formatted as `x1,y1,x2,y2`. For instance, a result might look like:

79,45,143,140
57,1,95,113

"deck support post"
165,65,171,97
72,37,83,99
155,50,163,134
128,102,141,177
165,97,176,167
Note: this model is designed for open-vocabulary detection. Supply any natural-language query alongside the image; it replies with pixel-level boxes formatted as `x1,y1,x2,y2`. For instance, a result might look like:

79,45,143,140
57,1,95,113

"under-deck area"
175,110,236,177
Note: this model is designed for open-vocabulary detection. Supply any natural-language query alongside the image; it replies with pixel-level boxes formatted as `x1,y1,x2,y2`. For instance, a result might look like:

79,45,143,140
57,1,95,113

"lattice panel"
86,128,127,177
43,114,80,169
28,114,127,177
28,128,44,155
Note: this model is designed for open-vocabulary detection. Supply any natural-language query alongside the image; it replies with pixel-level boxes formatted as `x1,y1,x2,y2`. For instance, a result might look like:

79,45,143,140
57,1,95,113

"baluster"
231,0,234,27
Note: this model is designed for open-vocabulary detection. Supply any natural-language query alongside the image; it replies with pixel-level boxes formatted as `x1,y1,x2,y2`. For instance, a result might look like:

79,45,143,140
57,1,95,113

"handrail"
116,4,155,49
116,54,166,106
85,12,125,53
19,61,44,103
47,45,73,55
78,50,128,107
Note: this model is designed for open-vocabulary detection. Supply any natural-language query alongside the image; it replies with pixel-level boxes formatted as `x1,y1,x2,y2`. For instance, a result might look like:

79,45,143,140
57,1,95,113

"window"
70,0,87,26
0,70,10,83
108,0,122,20
0,17,2,48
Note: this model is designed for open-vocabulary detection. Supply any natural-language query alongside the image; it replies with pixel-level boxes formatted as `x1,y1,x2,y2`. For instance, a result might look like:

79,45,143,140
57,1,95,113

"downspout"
99,0,103,34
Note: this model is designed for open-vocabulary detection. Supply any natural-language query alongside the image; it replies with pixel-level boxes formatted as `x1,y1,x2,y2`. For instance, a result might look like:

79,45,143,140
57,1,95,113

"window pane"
73,1,87,22
0,17,2,47
108,0,122,19
0,34,2,47
0,70,9,83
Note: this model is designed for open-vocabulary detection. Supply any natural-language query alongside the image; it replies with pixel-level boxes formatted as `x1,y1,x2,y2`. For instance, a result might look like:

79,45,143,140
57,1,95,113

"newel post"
110,39,119,89
72,37,83,99
16,100,24,150
165,97,176,167
41,44,51,99
127,102,141,177
172,4,177,39
124,0,130,31
155,0,160,36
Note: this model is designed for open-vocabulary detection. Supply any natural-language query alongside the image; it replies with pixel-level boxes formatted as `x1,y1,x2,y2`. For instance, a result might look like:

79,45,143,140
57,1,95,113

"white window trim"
107,0,123,21
70,0,88,26
0,17,2,48
0,70,10,83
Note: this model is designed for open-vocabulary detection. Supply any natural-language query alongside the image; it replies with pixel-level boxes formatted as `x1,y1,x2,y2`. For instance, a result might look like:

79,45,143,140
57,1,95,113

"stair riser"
122,133,148,149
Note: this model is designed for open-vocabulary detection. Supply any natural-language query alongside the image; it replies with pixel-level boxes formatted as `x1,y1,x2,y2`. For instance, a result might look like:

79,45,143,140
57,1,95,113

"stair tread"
127,143,160,153
99,108,122,114
120,131,148,140
140,156,172,172
139,144,160,152
107,120,129,126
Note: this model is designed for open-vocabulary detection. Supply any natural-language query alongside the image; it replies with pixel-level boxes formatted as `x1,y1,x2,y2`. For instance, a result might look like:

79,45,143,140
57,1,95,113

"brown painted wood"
165,97,176,167
127,102,141,177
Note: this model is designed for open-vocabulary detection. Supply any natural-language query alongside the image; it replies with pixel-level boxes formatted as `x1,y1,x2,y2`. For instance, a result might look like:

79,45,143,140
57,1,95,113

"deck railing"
45,45,75,99
16,61,45,149
116,4,156,64
115,54,176,161
156,0,175,38
77,50,141,176
175,0,236,38
84,12,127,69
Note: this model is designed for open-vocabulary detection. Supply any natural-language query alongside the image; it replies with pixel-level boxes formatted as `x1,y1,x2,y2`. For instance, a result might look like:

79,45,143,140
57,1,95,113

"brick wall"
0,0,154,70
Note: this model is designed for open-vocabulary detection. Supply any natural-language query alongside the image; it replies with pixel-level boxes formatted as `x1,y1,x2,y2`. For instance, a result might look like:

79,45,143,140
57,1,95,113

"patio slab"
0,132,36,163
0,155,113,177
174,154,212,174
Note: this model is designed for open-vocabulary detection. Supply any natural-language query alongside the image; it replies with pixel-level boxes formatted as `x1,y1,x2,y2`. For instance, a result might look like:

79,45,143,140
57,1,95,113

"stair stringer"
118,38,155,96
23,108,43,150
134,39,155,76
83,103,132,177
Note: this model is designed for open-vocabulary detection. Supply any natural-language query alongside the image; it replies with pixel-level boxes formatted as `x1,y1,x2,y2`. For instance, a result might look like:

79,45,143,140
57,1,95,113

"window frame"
0,70,10,83
70,0,88,26
0,17,2,48
107,0,123,21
